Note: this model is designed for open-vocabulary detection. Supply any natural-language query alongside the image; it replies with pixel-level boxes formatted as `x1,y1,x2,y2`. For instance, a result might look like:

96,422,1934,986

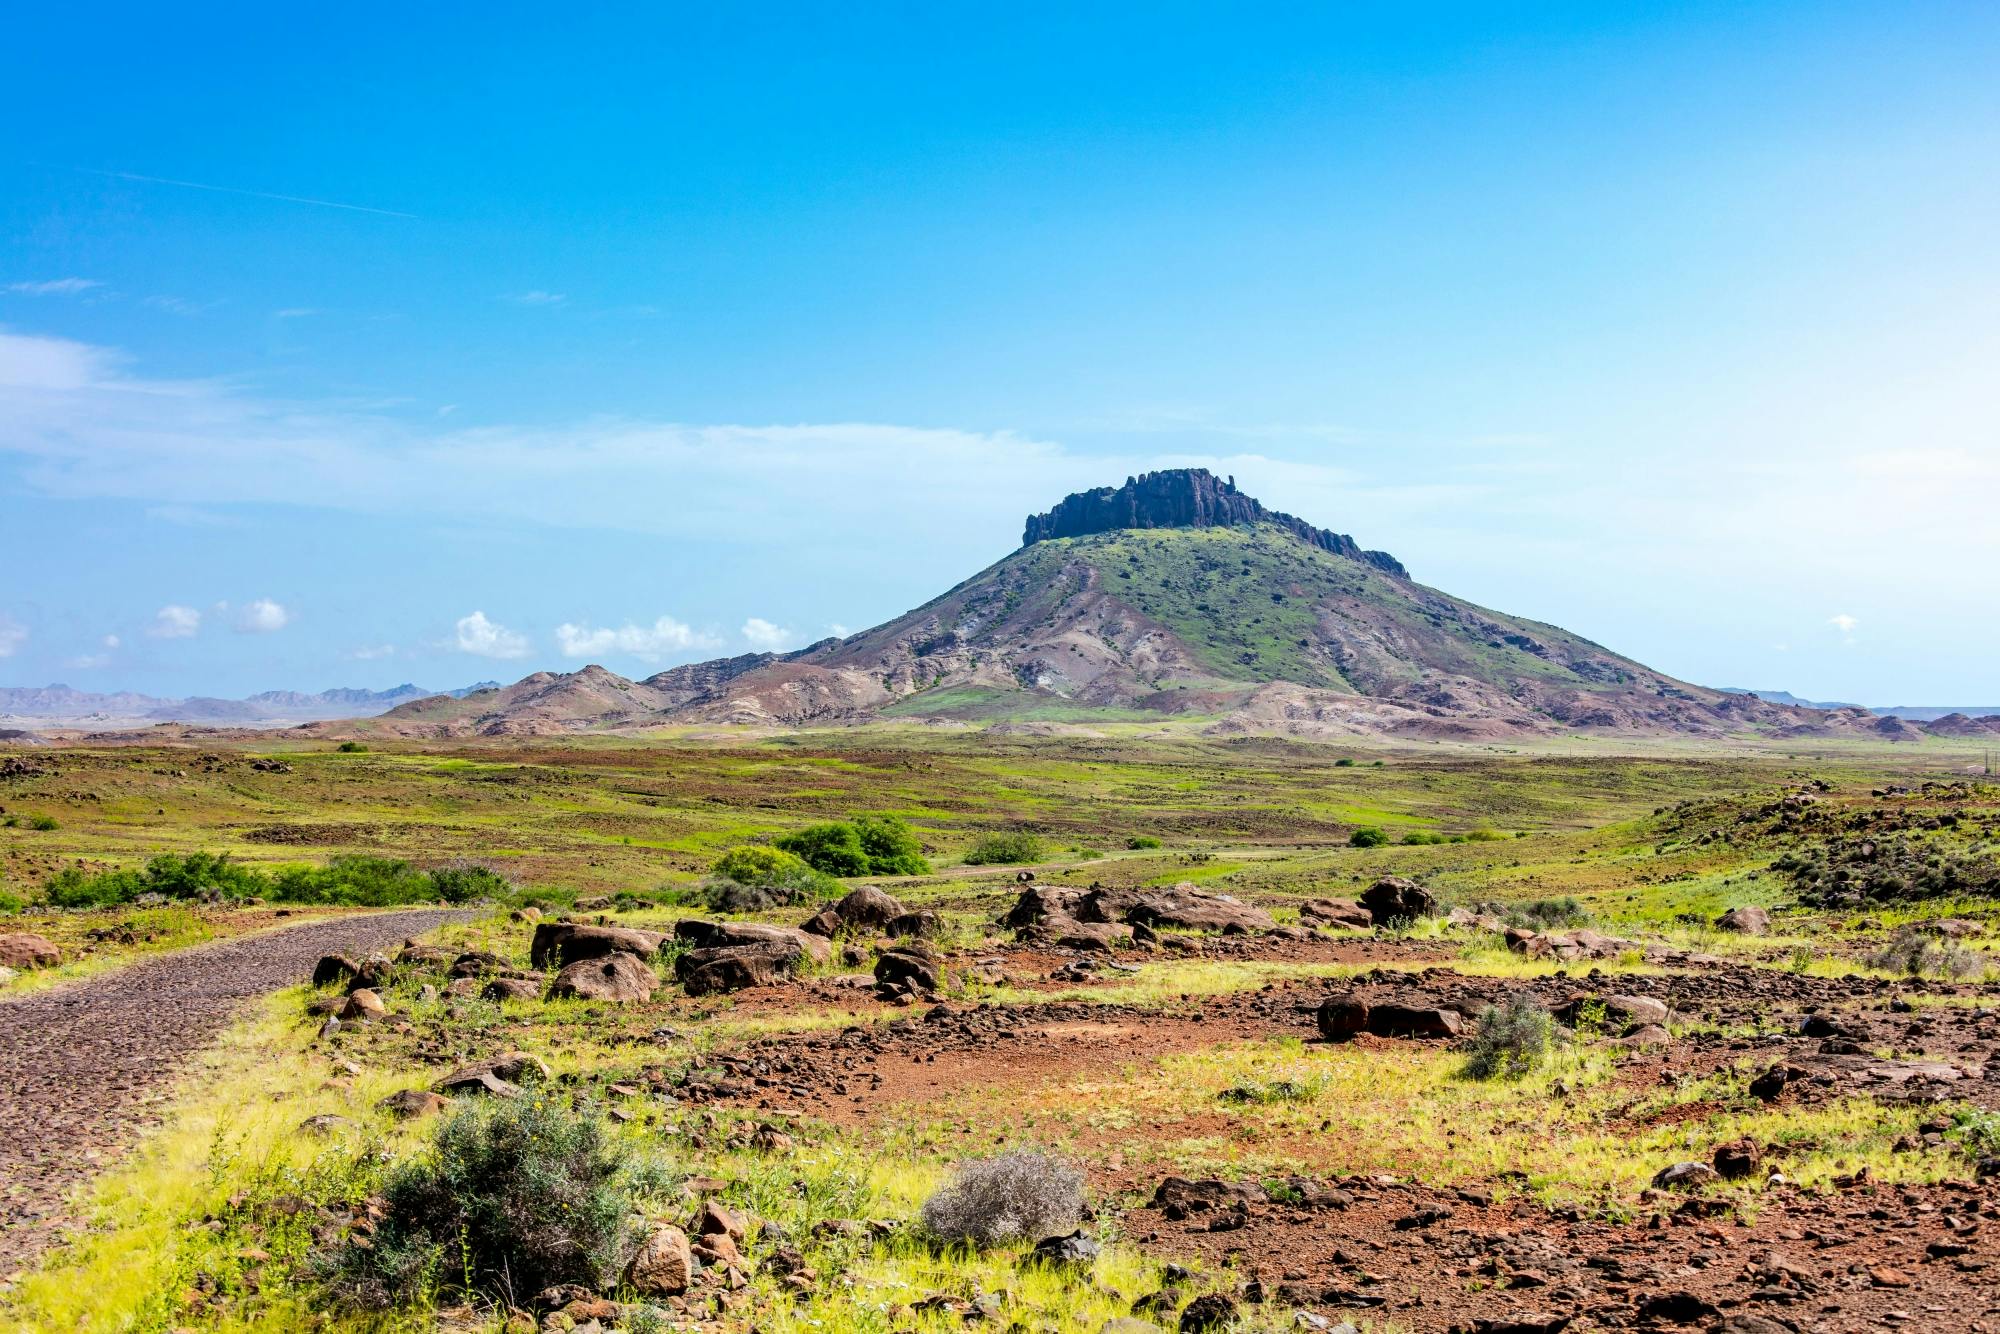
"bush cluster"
702,845,841,910
1125,835,1163,850
775,815,931,878
332,1097,637,1307
1867,926,1985,980
42,852,510,909
961,831,1044,866
919,1151,1085,1248
1461,996,1553,1080
1349,827,1389,848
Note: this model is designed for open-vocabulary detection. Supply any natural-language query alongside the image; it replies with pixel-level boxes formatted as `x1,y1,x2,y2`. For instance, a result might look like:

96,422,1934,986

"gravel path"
0,909,464,1274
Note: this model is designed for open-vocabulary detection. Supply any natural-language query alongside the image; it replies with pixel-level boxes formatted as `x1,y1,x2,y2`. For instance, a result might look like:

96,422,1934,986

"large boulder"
1298,898,1372,930
674,919,830,964
377,1088,450,1119
311,954,360,988
482,977,543,1003
1715,906,1772,935
1316,992,1462,1040
1554,993,1669,1034
874,946,941,994
1123,884,1274,934
550,951,659,1003
528,922,666,969
815,885,907,933
0,933,61,969
1359,877,1437,925
1003,885,1087,931
436,1051,550,1098
677,942,803,996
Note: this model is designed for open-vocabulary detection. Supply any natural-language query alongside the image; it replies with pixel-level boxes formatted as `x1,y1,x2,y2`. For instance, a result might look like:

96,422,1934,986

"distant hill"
355,467,1962,742
0,681,497,725
1722,689,2000,723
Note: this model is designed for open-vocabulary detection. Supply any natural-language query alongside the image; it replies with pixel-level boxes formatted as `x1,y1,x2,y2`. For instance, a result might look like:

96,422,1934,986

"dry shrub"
919,1151,1084,1248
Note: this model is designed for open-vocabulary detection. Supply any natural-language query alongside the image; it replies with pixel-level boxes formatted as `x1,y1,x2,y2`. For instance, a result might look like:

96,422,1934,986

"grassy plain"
2,731,1997,1331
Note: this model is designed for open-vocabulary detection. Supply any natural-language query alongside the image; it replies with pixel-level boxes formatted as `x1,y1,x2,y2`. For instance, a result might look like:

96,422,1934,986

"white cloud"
555,616,720,663
274,308,318,319
149,604,202,638
828,623,852,638
234,598,291,633
1828,613,1859,634
505,291,566,306
6,278,100,296
741,618,793,651
67,653,110,669
102,634,120,649
0,615,25,657
348,643,397,660
454,611,530,659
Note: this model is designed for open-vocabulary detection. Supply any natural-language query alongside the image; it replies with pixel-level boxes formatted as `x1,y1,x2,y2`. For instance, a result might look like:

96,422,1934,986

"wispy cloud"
144,295,214,316
234,598,291,633
504,291,567,306
0,615,26,658
77,167,415,219
274,308,319,319
1828,613,1859,634
348,643,397,661
555,616,719,663
5,277,101,296
453,611,529,659
149,604,201,639
740,617,793,651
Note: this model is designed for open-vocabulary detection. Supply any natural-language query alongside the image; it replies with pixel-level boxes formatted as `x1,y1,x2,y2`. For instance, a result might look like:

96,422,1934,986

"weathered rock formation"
1021,467,1407,577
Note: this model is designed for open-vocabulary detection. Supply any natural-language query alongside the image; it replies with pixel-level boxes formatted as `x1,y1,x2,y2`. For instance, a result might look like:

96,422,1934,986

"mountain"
1720,690,2000,725
1719,688,1863,711
362,468,1925,742
0,681,496,726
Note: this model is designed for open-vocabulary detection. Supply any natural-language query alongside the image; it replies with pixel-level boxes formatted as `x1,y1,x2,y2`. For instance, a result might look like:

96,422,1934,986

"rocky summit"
340,474,1969,742
1021,468,1407,577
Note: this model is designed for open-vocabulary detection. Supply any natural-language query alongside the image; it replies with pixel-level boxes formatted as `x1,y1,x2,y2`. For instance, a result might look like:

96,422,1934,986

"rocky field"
1,736,1997,1334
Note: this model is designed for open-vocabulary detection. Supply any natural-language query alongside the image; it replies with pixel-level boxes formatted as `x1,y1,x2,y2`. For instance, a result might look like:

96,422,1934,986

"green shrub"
961,831,1044,866
1502,896,1591,930
427,861,512,904
704,845,840,910
45,851,264,908
333,1097,637,1307
1349,827,1389,849
271,856,434,906
1126,835,1163,850
1402,831,1445,846
1334,757,1356,768
27,814,58,832
0,887,24,914
777,815,931,877
335,741,369,753
1462,997,1553,1080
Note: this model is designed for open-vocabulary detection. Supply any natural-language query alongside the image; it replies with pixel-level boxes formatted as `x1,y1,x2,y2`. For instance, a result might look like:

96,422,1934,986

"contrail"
74,167,416,219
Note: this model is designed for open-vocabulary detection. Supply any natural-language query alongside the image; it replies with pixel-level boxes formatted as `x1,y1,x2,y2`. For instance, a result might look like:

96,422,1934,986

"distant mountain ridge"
338,468,2000,744
0,681,497,724
1723,689,2000,722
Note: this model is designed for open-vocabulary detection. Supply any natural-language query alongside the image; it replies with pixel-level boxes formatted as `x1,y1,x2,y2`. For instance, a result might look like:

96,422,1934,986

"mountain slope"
368,468,1879,741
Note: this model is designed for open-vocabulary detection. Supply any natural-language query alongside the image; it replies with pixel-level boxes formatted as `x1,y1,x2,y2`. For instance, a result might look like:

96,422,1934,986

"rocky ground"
0,908,465,1274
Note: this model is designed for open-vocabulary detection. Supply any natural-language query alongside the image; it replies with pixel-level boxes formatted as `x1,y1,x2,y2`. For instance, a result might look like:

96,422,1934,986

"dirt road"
0,909,463,1274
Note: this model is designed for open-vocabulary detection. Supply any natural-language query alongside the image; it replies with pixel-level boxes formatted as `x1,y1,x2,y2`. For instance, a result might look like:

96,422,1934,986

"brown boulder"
885,910,943,939
377,1088,450,1119
1359,876,1437,925
1712,1138,1761,1180
311,953,359,988
874,946,941,993
1715,906,1772,935
1554,993,1669,1033
436,1050,550,1098
528,922,666,969
1002,884,1086,930
1298,898,1372,930
825,885,906,931
627,1222,694,1296
1123,884,1275,934
674,919,830,964
482,977,543,1003
677,942,802,995
340,988,387,1021
0,933,60,969
550,951,659,1003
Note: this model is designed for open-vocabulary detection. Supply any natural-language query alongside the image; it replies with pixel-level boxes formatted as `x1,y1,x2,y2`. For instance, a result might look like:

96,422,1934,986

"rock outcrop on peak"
1021,468,1406,577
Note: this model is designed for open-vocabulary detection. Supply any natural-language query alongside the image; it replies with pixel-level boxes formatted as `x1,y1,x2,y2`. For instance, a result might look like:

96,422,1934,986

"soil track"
0,908,464,1274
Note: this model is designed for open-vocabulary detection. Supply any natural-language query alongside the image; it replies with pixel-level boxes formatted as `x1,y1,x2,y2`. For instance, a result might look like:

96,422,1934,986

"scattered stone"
1178,1293,1237,1333
1298,898,1372,929
1030,1230,1100,1268
339,988,387,1021
1712,1138,1761,1180
528,922,666,969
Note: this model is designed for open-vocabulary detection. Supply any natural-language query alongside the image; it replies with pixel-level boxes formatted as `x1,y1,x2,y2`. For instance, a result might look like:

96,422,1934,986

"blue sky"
3,3,1996,703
